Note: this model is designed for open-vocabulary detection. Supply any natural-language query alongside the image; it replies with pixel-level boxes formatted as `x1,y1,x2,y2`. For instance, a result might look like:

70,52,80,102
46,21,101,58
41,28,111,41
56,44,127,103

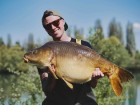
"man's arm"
37,68,56,95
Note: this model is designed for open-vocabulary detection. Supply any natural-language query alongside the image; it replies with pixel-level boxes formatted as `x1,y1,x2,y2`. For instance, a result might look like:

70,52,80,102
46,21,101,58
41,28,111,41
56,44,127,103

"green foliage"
126,22,136,57
88,29,104,50
74,26,84,40
117,23,124,44
96,36,131,67
0,37,5,46
26,33,35,51
88,34,131,67
132,51,140,68
108,18,124,44
94,77,130,105
0,45,29,74
135,51,140,67
0,67,43,105
7,34,12,48
0,43,44,104
88,33,132,105
94,19,104,39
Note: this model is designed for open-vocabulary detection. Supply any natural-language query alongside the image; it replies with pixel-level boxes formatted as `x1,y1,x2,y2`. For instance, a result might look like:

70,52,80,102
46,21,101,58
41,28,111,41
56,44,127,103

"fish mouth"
23,56,38,65
23,56,29,63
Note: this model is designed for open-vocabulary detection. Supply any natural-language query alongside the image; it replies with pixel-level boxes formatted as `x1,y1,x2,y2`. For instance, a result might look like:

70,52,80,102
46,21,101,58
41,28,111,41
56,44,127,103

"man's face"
43,15,65,39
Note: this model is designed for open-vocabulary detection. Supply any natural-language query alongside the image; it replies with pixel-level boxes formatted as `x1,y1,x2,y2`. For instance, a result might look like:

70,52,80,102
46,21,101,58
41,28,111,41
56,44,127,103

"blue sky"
0,0,140,50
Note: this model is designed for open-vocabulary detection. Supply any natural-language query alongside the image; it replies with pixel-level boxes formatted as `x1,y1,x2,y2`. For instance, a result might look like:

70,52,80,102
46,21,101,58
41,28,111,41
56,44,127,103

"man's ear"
61,19,65,26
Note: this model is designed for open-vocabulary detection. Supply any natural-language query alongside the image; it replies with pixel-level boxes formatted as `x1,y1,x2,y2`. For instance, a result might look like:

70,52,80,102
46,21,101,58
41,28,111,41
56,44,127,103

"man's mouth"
50,28,59,33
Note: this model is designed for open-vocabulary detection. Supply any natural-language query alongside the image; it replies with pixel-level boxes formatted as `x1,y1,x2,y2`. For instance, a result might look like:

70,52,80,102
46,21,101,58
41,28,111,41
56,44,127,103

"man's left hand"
90,68,104,88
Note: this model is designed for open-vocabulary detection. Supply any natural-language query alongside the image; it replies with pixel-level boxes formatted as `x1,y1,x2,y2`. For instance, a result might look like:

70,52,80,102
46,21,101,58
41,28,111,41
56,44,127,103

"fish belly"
56,57,94,84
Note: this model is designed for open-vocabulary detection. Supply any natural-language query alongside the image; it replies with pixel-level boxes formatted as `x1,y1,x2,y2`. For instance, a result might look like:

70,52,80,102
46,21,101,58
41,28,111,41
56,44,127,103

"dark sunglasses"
43,18,62,30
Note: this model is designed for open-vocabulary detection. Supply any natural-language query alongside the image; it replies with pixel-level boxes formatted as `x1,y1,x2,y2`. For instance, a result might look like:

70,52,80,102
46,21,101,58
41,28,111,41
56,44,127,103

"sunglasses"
43,18,62,30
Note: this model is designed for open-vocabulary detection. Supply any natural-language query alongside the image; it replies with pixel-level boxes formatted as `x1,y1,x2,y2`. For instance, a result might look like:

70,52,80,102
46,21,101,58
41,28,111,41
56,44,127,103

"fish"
23,41,134,96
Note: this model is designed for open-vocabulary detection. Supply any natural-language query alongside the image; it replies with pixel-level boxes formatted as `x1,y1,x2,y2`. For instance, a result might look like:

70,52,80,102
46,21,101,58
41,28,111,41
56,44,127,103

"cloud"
133,23,140,30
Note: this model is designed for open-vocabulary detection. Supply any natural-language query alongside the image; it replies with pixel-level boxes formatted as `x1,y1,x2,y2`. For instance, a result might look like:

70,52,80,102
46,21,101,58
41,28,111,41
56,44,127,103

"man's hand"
40,64,55,80
41,72,49,80
40,70,56,94
90,68,104,88
92,68,104,79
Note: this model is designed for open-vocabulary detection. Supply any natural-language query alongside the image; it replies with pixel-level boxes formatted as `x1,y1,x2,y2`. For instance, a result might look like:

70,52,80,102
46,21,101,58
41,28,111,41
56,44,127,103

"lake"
124,73,140,105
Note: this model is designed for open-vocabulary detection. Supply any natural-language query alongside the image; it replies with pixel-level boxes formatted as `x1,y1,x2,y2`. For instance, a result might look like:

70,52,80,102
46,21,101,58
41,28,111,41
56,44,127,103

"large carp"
23,41,134,96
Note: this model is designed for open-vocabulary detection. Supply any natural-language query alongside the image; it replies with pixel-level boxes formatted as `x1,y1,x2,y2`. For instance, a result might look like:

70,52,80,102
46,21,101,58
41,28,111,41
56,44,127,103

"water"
124,73,140,105
137,85,140,105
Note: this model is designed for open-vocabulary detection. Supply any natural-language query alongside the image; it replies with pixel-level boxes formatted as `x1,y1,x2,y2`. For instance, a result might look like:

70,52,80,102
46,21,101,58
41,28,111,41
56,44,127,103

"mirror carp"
24,41,134,96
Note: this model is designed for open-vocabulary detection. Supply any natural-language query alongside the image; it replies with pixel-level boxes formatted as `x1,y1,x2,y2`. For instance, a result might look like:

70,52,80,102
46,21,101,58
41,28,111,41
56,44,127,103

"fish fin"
109,66,134,96
117,67,134,83
52,71,58,79
48,66,58,79
62,77,73,89
110,74,122,96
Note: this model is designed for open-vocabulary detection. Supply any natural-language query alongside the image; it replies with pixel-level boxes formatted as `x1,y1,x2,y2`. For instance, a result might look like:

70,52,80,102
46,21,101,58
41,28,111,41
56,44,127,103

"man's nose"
50,24,56,29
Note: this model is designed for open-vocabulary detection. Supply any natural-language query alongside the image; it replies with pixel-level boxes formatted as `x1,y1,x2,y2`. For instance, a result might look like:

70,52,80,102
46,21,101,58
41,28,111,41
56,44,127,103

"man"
38,10,104,105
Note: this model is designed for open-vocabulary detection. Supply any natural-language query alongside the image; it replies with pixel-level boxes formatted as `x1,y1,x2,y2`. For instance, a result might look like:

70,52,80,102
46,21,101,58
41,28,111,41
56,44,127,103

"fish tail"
110,66,134,96
117,67,134,83
110,74,122,96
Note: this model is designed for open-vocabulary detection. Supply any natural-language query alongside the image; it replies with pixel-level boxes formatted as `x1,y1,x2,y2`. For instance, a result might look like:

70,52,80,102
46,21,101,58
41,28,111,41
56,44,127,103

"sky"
0,0,140,50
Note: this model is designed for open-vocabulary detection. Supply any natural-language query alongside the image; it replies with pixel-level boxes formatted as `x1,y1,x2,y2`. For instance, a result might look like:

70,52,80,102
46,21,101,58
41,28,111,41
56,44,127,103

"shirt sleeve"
81,40,92,49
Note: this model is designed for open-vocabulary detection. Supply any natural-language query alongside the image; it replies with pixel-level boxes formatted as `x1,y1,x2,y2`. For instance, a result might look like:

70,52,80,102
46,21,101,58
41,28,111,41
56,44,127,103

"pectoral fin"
62,77,73,89
48,65,58,79
51,71,58,79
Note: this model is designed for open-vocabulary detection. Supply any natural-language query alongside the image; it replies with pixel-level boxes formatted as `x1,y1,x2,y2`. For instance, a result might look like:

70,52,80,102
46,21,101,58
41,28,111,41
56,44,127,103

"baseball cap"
42,10,68,31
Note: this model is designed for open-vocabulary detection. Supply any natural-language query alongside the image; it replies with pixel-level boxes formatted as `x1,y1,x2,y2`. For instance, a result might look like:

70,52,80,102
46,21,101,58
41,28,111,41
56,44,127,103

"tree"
134,51,140,67
0,44,42,104
88,30,104,50
94,19,104,39
0,37,5,46
96,36,131,67
117,23,124,44
108,18,124,44
7,34,12,47
88,35,131,105
0,45,29,74
74,26,84,39
126,22,136,57
15,41,21,47
27,33,35,51
108,18,118,37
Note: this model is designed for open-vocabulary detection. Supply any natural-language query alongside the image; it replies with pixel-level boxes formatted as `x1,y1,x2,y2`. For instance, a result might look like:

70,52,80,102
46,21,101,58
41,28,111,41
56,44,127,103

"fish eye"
32,50,38,54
